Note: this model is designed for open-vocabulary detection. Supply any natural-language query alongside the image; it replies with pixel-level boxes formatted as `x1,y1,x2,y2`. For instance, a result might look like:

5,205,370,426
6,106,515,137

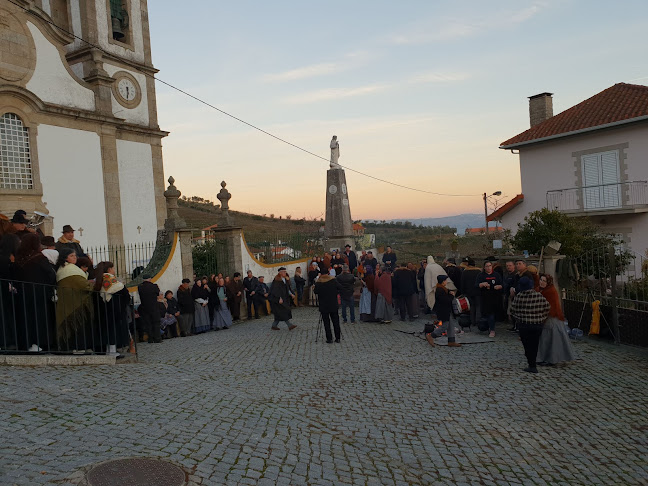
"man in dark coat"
11,211,33,240
392,263,417,321
176,278,194,336
460,257,482,328
269,267,296,330
444,258,462,291
315,273,343,343
382,246,397,271
364,251,378,273
243,270,259,319
254,276,270,317
227,272,244,320
343,244,358,271
138,272,161,343
336,264,356,324
55,225,88,258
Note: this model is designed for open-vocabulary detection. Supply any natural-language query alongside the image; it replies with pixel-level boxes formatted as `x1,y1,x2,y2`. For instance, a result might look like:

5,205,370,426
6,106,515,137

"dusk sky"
148,0,648,221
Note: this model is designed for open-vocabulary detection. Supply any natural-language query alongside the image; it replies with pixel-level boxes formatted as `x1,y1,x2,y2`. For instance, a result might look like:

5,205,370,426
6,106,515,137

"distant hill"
390,214,485,234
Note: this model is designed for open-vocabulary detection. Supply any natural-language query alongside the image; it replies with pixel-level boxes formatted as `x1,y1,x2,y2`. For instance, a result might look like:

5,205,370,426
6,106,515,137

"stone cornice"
66,46,159,75
1,85,168,138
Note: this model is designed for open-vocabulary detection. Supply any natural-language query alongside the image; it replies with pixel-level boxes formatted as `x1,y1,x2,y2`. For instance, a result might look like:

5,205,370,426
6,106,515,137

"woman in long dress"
537,274,575,365
191,278,210,333
93,261,130,354
374,266,394,323
55,249,94,352
212,278,233,330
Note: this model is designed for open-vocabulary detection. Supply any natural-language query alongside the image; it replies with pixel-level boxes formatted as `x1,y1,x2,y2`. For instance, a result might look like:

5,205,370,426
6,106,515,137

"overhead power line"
5,0,480,197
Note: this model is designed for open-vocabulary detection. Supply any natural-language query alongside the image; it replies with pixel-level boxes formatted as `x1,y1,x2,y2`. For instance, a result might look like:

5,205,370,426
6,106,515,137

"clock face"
118,79,137,101
112,72,142,108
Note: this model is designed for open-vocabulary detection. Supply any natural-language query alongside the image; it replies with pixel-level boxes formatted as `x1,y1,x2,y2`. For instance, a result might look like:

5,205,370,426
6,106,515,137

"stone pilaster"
151,142,167,229
99,124,124,246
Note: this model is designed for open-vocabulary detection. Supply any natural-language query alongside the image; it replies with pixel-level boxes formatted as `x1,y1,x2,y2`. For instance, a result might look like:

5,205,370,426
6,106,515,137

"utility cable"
5,0,481,197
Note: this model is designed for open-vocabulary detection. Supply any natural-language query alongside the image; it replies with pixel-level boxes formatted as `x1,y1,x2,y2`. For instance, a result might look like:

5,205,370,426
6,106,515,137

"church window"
0,113,33,190
110,0,130,42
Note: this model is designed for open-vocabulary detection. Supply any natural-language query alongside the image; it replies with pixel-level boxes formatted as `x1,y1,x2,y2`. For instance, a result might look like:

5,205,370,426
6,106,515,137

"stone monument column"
324,136,354,251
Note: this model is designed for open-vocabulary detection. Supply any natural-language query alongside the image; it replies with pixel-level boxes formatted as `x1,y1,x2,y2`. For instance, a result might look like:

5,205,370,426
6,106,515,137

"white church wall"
103,64,149,126
116,140,158,244
25,22,95,111
94,0,145,64
37,125,108,249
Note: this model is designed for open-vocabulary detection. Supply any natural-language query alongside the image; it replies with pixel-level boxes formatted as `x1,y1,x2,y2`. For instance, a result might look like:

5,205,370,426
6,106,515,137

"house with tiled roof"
492,83,648,256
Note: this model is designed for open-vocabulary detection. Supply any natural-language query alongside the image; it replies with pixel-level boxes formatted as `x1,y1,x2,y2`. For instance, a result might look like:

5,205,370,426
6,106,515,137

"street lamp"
484,191,502,235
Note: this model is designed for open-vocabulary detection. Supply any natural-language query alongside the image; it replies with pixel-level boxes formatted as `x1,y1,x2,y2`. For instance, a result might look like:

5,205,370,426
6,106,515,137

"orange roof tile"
487,194,524,222
500,83,648,148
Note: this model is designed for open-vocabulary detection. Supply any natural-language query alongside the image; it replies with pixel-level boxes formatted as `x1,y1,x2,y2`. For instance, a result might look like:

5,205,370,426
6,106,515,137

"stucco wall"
130,233,184,305
116,140,158,244
104,64,149,126
25,22,95,111
501,123,648,255
37,125,108,248
241,237,309,283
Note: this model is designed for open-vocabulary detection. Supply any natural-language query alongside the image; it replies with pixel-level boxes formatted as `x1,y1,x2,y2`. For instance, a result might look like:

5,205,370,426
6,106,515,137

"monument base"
325,237,354,253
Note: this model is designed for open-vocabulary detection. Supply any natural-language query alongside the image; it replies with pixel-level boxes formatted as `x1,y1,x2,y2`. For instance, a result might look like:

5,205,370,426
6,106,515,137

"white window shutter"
600,150,620,207
582,154,601,209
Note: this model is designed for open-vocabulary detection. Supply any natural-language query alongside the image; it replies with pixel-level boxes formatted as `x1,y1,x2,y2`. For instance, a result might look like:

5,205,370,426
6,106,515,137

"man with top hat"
55,225,88,259
268,267,297,330
342,244,357,272
11,210,32,239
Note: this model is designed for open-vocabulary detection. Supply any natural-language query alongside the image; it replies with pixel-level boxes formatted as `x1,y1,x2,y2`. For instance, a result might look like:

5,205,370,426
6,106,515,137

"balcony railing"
546,181,648,214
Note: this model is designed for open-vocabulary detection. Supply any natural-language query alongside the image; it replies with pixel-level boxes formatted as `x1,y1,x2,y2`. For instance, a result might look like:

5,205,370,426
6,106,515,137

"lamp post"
483,191,502,235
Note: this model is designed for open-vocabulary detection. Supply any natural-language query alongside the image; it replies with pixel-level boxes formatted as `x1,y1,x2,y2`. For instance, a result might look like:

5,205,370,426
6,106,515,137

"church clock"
112,71,142,109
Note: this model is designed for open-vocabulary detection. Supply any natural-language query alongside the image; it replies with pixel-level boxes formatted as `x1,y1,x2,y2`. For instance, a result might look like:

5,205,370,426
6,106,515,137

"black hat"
486,255,498,262
41,235,55,247
437,275,449,284
11,212,29,224
345,244,351,248
447,258,456,264
278,267,286,271
181,278,190,284
62,224,75,233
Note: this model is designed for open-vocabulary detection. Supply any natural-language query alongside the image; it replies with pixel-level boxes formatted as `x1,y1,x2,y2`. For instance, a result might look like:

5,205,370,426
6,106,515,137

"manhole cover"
86,458,186,486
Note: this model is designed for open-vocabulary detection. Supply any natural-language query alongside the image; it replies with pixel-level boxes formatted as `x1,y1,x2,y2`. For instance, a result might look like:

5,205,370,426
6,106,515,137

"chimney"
528,92,553,127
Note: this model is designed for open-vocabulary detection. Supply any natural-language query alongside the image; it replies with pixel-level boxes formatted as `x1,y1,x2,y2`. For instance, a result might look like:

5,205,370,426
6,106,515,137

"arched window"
0,113,33,190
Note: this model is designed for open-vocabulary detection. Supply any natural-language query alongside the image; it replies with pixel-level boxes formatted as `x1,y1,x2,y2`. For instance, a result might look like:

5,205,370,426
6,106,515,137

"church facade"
0,0,167,248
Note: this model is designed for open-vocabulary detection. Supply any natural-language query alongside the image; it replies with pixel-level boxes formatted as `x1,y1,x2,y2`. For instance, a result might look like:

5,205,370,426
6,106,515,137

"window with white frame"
581,150,620,209
0,113,34,190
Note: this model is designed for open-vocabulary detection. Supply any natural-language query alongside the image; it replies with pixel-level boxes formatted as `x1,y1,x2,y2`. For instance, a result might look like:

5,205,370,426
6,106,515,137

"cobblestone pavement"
1,306,647,485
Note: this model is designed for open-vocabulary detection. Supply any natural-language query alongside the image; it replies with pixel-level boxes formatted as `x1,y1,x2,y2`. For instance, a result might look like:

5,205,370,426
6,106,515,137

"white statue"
330,135,341,169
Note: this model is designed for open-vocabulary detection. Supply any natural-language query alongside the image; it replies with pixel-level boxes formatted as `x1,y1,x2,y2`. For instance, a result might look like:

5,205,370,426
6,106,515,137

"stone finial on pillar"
217,181,234,226
164,176,187,230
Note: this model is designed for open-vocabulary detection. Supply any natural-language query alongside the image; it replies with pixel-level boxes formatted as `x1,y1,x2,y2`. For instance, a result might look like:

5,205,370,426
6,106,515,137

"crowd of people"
0,209,575,371
0,211,131,354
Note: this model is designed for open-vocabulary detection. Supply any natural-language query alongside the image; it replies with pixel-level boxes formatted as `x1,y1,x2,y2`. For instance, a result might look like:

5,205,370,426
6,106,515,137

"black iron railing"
0,278,136,356
546,181,648,213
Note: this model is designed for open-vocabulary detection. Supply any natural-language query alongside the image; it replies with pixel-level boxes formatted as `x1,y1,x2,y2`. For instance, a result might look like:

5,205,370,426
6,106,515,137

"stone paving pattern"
0,307,647,485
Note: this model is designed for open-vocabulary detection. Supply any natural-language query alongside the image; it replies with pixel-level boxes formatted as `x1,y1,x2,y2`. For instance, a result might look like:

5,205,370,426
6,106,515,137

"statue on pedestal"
330,135,342,169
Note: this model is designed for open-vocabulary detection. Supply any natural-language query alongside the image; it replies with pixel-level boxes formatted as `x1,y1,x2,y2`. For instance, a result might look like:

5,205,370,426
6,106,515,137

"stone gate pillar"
163,176,194,279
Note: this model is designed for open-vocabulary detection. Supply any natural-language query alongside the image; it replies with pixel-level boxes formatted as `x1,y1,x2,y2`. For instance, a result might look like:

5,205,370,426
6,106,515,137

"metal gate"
192,238,231,278
562,247,648,347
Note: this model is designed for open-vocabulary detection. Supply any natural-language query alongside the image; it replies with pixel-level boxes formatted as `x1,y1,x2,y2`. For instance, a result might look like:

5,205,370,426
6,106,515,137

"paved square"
1,307,647,485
